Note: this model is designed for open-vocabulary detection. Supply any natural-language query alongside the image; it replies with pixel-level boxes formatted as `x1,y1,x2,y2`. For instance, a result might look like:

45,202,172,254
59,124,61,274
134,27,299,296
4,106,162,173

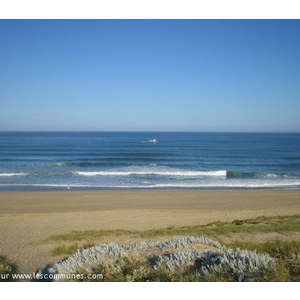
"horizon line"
0,130,299,134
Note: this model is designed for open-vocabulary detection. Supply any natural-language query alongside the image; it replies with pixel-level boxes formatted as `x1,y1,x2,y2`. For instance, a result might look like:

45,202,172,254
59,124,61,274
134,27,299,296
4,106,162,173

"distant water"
0,132,300,190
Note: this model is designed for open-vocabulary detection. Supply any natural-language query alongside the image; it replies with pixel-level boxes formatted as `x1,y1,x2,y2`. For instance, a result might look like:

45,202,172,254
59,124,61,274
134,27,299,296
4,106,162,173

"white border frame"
0,0,299,19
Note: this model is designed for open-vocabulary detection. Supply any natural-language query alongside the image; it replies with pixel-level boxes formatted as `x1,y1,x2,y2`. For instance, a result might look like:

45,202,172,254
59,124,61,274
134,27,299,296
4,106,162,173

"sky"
0,20,300,132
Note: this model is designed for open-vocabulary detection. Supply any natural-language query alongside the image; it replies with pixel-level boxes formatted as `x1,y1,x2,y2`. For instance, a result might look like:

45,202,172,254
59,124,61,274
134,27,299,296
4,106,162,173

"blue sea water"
0,132,300,190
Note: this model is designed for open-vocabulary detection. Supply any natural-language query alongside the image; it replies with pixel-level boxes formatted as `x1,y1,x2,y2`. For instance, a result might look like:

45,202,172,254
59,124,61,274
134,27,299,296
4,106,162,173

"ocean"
0,132,300,190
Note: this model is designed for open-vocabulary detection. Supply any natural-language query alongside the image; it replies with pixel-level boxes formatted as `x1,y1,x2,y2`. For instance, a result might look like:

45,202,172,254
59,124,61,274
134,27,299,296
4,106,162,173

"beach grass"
52,243,95,256
39,214,300,245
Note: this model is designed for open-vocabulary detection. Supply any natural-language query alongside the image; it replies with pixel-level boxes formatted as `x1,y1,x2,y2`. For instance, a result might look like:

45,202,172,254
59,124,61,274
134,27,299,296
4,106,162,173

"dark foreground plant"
0,256,17,282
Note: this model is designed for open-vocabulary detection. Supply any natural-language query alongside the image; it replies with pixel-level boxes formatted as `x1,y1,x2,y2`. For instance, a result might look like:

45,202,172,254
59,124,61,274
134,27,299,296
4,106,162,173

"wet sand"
0,190,300,274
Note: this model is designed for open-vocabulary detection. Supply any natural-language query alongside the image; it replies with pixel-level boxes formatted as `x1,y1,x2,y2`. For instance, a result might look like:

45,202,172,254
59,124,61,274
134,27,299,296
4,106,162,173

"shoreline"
0,186,299,192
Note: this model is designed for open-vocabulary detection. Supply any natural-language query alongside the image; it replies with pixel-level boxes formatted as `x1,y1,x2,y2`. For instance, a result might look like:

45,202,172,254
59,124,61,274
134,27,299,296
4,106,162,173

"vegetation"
60,239,300,282
73,256,278,282
44,236,275,282
39,214,300,244
52,243,95,256
0,256,16,282
227,240,300,281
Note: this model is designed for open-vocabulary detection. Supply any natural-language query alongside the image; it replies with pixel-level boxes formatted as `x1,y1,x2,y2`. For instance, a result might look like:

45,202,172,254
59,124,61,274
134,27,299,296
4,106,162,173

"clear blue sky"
0,20,300,132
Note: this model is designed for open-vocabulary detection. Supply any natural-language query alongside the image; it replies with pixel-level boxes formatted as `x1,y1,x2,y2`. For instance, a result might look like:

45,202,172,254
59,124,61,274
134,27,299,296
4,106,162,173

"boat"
149,138,158,144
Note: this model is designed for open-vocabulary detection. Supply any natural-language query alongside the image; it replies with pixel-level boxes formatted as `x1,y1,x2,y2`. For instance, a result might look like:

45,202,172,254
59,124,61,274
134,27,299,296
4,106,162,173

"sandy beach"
0,190,300,274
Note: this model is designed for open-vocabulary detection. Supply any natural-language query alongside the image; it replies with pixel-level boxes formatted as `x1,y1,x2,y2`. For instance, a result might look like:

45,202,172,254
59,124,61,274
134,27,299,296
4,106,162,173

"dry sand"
0,190,300,275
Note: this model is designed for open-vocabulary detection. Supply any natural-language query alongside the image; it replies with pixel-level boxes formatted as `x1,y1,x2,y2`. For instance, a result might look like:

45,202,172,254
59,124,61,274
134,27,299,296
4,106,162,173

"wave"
227,171,300,179
0,173,28,177
53,162,133,167
1,170,299,180
150,181,300,188
72,170,300,179
1,180,300,189
73,170,227,177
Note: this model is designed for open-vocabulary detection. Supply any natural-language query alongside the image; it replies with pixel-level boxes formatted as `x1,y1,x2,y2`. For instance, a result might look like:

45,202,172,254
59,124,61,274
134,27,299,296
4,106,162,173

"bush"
43,236,275,282
0,256,16,282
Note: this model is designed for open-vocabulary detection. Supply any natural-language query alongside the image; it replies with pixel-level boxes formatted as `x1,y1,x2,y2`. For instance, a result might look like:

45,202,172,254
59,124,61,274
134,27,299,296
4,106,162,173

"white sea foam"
0,173,28,177
150,181,300,188
73,170,227,177
259,173,279,178
52,163,64,166
1,179,300,189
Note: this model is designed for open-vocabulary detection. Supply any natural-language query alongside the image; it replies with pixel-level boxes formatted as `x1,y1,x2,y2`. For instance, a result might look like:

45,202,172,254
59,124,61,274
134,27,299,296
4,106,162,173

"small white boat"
149,138,158,144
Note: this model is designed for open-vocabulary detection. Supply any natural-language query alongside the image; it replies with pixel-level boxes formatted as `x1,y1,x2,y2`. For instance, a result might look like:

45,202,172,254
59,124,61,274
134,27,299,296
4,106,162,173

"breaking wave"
0,173,28,177
73,170,227,177
227,171,300,179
